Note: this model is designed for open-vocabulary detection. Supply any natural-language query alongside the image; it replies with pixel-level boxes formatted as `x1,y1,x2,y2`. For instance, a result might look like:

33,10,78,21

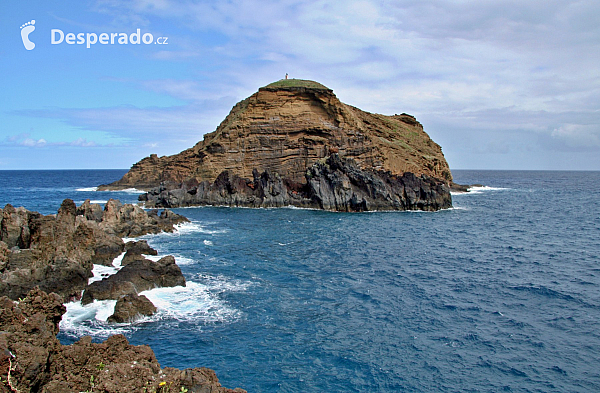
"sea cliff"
100,79,454,211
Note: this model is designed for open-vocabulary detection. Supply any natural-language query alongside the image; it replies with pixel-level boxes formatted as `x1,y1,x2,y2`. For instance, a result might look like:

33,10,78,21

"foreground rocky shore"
0,200,245,393
141,154,452,212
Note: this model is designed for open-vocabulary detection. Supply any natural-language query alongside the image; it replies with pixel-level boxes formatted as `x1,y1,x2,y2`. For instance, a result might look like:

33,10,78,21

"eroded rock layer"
100,81,453,196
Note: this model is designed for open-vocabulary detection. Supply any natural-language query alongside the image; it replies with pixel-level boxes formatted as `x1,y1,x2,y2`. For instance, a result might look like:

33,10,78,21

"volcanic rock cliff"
101,79,454,211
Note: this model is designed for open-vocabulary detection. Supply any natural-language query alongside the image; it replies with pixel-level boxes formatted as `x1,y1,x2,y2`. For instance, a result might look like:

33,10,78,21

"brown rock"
0,288,65,391
76,199,104,222
99,199,189,237
1,204,33,249
0,240,9,271
0,288,245,393
0,199,188,301
121,240,158,266
99,79,453,192
107,293,157,323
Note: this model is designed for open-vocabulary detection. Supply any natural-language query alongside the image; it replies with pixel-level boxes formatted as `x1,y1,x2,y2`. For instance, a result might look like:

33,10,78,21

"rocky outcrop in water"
141,154,452,212
82,255,185,305
0,199,188,301
108,293,157,323
100,79,455,211
0,288,245,393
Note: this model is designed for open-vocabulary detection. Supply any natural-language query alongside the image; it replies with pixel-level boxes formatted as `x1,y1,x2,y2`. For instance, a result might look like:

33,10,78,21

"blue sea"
1,169,599,392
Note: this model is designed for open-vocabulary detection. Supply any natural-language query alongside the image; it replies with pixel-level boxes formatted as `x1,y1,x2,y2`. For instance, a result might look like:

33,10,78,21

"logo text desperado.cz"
51,29,168,48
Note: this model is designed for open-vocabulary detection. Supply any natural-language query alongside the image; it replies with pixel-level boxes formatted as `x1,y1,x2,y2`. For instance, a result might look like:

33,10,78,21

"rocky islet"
101,79,456,211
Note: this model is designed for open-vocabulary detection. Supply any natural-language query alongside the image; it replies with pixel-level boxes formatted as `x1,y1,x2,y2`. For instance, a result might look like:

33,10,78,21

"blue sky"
1,1,599,170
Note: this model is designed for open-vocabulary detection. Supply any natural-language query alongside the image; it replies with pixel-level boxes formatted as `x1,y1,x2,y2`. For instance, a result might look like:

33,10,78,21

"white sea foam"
203,240,213,246
154,221,228,236
59,299,127,337
112,252,125,268
180,221,226,234
193,273,253,293
118,188,145,194
88,264,119,285
140,281,241,323
144,254,163,262
442,206,468,211
281,205,322,211
76,186,98,192
75,199,108,205
172,255,197,265
61,274,248,336
457,186,510,195
88,252,125,285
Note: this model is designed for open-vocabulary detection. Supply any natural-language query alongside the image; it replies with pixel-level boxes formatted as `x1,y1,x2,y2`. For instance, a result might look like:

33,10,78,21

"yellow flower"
159,381,166,386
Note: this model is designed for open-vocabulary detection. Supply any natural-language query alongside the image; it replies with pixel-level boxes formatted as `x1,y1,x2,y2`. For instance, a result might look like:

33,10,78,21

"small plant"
180,387,189,393
96,362,105,371
88,375,95,392
158,381,173,392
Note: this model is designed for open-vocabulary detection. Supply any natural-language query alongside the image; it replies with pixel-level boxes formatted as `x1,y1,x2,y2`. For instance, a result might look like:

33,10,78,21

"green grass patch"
264,79,330,90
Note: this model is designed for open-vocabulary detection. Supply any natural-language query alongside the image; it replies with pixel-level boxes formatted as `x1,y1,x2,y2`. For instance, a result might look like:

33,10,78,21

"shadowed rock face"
100,81,453,193
0,288,245,393
140,154,452,212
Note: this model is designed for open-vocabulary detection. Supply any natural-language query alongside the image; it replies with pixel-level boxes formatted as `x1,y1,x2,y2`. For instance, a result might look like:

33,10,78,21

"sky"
1,0,599,170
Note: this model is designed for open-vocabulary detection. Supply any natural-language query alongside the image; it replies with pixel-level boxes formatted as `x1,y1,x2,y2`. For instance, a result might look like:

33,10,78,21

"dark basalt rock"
307,154,451,211
141,154,452,212
108,293,157,323
121,240,158,266
82,256,185,305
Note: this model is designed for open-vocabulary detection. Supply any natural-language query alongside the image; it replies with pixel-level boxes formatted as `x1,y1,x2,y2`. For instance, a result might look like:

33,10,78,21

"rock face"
141,154,452,212
82,255,186,305
0,288,245,393
122,239,158,265
100,79,454,211
108,293,157,323
0,199,188,301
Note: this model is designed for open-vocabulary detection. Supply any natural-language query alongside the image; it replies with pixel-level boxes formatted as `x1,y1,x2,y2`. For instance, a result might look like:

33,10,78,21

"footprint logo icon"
20,20,36,51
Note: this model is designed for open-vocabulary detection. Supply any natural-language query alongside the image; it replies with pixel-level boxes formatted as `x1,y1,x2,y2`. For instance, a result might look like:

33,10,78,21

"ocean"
1,169,599,392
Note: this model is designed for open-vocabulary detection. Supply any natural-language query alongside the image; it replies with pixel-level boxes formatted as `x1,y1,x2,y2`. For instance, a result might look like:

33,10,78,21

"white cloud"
21,138,47,147
3,135,102,148
70,138,97,147
53,0,600,169
15,101,236,149
550,124,600,151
